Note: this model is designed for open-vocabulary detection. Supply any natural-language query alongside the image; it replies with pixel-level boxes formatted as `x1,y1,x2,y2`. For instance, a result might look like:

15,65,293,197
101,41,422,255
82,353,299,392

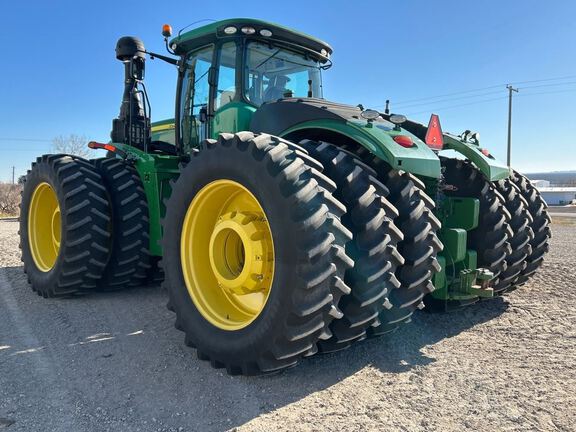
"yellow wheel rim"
28,182,61,272
180,180,275,331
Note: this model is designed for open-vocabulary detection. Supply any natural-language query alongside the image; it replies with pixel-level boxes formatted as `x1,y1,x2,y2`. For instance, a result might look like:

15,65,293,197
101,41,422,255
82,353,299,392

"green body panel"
111,143,181,256
280,119,442,178
441,228,467,263
442,197,479,231
212,102,257,139
443,133,510,181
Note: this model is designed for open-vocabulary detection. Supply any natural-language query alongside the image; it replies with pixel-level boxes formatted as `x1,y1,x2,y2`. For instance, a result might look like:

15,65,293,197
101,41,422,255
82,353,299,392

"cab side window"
215,42,237,111
180,46,214,150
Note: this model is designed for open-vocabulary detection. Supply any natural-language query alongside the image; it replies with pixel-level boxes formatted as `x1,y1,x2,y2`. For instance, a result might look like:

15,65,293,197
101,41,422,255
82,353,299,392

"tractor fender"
442,133,511,181
250,99,441,178
399,116,510,182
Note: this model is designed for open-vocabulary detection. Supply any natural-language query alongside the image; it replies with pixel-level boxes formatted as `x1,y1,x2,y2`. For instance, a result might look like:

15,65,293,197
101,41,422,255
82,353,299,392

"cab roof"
170,18,332,60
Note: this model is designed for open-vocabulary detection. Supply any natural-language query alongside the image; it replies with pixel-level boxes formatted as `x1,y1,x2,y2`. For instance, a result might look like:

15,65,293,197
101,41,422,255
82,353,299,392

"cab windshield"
245,41,323,106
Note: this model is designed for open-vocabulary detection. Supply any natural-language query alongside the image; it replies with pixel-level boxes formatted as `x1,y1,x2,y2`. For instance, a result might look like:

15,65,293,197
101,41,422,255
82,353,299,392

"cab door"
179,45,214,152
211,41,256,137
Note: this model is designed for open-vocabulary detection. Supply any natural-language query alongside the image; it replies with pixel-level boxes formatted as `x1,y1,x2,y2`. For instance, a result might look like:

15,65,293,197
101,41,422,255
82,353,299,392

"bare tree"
52,134,91,159
0,183,22,216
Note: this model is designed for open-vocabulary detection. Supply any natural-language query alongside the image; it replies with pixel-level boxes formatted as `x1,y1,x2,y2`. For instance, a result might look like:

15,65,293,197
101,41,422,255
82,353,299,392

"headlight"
389,114,407,125
259,29,273,37
241,27,256,35
360,109,380,121
223,26,238,35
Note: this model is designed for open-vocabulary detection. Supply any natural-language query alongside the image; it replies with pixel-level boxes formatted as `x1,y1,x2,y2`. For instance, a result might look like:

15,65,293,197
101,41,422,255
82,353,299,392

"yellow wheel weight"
28,182,61,272
180,180,275,331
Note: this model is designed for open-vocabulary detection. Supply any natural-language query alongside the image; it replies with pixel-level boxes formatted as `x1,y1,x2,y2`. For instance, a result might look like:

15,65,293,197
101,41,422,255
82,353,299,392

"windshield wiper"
254,49,282,70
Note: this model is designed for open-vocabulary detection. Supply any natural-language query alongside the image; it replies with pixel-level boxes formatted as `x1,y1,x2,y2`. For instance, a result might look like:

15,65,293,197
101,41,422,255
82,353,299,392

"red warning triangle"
425,114,444,150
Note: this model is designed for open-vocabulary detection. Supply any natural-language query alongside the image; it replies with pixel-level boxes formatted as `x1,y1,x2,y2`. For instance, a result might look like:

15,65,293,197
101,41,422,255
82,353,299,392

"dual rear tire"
20,155,111,297
20,155,150,297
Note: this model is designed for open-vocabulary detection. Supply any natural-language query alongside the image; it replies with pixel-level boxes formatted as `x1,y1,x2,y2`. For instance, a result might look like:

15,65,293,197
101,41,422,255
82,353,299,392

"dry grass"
0,183,21,218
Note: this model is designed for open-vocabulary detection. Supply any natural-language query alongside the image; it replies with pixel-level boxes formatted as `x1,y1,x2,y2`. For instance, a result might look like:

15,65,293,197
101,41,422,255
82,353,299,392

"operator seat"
263,75,290,102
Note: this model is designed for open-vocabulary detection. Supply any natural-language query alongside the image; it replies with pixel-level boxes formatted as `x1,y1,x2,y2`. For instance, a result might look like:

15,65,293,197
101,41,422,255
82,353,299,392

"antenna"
177,19,217,37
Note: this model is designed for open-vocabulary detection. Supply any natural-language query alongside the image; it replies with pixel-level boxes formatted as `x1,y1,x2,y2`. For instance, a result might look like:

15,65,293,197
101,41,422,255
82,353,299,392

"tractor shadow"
226,298,509,428
264,296,509,381
1,264,509,431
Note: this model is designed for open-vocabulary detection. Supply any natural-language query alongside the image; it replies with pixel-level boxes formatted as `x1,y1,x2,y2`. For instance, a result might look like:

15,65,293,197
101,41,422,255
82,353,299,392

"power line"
388,85,505,107
0,138,52,142
384,81,576,111
381,74,576,107
510,74,576,85
403,87,576,116
404,96,509,115
519,80,576,90
392,89,504,109
0,149,50,152
517,88,576,97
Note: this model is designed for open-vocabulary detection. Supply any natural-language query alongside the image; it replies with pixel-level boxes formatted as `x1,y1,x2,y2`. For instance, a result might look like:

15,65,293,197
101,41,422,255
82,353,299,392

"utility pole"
12,166,15,184
506,84,519,167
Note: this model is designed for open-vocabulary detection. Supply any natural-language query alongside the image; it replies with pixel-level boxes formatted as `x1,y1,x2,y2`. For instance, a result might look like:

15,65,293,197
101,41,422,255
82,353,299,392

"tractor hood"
250,98,442,178
251,98,397,135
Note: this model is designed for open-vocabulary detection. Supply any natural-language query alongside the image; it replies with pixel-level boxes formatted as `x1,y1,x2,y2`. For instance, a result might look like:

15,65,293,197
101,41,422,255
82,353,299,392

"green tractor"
19,18,551,375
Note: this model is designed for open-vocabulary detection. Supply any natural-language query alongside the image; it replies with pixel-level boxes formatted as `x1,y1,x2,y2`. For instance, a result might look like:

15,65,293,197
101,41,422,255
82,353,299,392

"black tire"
492,177,534,293
19,154,111,297
92,158,150,289
161,132,353,375
300,141,403,352
342,145,442,333
441,159,512,284
509,171,551,285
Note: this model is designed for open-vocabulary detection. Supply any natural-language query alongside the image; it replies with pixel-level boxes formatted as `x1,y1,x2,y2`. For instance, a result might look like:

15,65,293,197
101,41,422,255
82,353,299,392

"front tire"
161,132,353,375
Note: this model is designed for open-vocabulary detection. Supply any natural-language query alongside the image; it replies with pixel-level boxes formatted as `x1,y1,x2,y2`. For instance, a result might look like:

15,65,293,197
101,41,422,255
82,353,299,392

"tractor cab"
170,19,331,152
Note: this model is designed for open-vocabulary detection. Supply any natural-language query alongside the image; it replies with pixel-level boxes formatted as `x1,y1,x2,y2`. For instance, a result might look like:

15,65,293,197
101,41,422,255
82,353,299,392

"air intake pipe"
111,36,151,150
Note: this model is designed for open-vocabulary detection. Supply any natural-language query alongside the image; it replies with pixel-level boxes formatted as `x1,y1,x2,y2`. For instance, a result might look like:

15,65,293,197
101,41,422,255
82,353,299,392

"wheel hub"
209,211,272,296
180,180,275,330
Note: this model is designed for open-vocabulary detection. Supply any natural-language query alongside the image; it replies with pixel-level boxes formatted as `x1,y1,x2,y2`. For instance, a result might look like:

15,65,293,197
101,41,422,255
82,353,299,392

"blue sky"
0,0,575,181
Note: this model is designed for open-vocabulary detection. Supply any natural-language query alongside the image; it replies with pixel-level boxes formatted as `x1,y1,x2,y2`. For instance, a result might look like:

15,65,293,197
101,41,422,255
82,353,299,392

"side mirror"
199,106,208,123
208,67,217,87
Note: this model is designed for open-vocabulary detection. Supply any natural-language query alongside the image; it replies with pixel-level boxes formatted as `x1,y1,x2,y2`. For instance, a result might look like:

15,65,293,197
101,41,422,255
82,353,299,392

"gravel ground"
1,219,575,432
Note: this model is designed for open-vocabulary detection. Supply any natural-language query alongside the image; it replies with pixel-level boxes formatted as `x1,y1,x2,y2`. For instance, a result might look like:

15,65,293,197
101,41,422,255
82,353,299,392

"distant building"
536,187,576,205
530,179,550,188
